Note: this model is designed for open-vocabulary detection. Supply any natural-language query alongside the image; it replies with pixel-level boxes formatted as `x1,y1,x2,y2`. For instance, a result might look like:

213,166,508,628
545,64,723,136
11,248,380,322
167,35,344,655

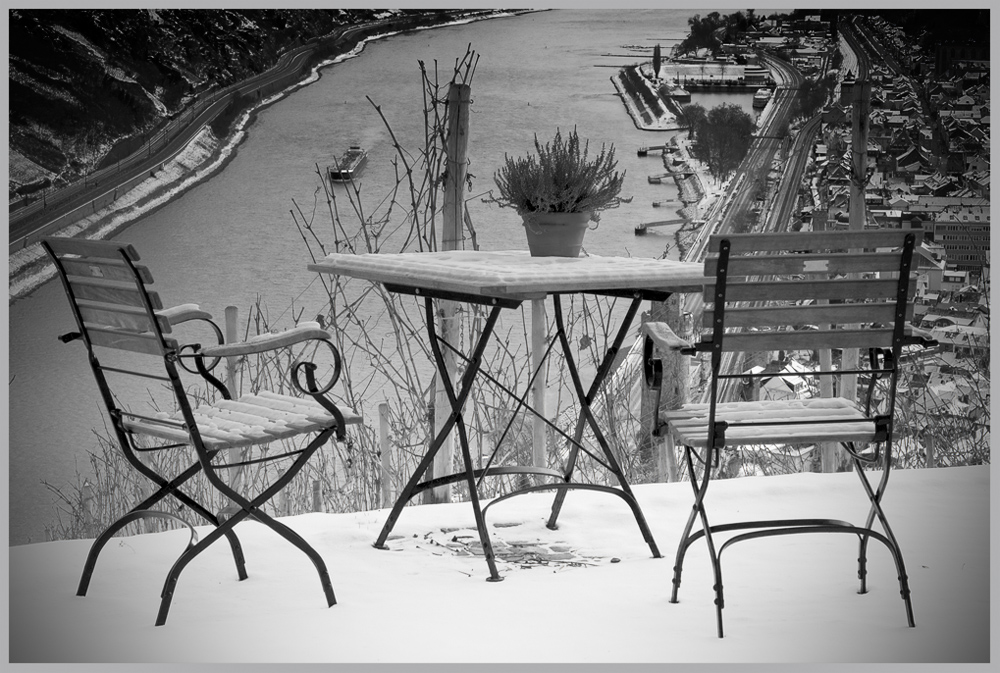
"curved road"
682,50,804,267
681,43,857,404
8,19,397,253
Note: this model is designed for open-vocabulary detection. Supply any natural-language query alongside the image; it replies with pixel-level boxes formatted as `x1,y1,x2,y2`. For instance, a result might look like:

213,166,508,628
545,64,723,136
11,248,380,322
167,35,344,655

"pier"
634,218,704,235
634,218,686,235
649,171,693,183
636,145,676,157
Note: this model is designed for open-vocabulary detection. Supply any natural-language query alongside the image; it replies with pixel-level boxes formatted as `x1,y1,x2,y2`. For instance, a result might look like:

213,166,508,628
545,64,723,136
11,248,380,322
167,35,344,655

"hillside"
8,9,460,199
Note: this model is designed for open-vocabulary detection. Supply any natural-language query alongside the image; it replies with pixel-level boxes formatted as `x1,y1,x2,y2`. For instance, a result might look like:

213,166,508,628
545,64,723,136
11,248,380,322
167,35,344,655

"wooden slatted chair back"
43,237,178,356
701,229,918,356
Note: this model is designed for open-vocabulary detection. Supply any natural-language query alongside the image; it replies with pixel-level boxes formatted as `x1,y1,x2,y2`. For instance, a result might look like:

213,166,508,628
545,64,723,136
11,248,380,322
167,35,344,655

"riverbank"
7,11,527,304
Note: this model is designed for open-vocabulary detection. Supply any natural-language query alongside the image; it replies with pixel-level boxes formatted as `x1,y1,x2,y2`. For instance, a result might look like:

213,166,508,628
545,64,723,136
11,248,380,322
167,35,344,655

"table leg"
545,294,661,558
373,299,505,581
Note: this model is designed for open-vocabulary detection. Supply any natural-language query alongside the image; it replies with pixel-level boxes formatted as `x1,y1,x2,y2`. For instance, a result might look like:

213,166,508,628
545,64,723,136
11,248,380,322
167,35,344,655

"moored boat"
328,146,368,182
752,87,772,108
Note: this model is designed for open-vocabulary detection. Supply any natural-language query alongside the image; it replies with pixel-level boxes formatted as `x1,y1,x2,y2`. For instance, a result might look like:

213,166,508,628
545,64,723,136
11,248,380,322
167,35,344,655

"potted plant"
488,127,628,257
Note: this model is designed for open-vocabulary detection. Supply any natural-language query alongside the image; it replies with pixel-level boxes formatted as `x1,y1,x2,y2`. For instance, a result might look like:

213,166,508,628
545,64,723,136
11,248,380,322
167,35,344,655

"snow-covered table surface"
309,250,707,300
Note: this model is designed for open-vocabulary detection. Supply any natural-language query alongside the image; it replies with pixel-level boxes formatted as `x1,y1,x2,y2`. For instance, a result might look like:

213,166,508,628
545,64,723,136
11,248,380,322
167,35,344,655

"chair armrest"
200,322,332,357
641,321,692,352
156,303,214,326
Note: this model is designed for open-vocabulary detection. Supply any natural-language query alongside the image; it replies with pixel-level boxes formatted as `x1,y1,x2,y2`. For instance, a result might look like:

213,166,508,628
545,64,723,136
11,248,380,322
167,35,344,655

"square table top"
308,250,706,301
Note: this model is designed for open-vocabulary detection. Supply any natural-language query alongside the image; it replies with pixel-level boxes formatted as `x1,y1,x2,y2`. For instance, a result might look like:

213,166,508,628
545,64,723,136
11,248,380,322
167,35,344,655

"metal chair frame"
644,229,937,637
44,236,352,625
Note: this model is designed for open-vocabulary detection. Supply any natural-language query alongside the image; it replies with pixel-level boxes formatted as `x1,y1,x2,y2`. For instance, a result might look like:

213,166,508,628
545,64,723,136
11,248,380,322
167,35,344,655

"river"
9,9,757,545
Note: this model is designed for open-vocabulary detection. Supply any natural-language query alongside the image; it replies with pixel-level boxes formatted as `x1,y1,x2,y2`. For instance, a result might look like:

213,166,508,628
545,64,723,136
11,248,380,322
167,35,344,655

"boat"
668,86,691,102
328,146,368,182
752,88,772,109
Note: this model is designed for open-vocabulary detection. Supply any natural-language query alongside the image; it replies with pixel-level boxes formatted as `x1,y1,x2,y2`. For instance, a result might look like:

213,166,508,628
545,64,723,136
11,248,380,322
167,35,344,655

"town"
615,11,989,471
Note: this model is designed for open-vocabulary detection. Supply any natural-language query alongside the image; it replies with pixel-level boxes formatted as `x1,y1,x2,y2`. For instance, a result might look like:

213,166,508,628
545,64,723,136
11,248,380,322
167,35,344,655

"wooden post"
379,402,392,507
80,479,95,538
640,296,689,482
817,347,837,472
531,299,548,481
224,306,243,510
429,82,471,504
312,481,322,512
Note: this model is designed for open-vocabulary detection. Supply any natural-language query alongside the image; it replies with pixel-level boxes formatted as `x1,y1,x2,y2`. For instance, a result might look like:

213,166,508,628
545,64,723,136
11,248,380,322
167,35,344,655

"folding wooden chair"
43,236,360,626
642,229,937,637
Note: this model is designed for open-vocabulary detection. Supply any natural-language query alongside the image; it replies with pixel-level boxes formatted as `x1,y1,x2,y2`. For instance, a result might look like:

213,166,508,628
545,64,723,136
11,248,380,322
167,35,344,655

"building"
926,206,991,276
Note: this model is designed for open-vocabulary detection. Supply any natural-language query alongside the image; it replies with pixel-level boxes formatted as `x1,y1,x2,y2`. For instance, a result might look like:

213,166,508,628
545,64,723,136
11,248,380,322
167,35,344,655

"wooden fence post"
312,481,322,512
80,479,96,538
640,295,689,482
531,299,548,482
224,306,243,515
379,402,392,508
429,82,471,504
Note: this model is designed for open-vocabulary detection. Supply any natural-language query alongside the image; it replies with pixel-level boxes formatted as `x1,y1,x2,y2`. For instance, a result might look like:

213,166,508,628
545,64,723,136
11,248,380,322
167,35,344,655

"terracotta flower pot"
521,211,594,257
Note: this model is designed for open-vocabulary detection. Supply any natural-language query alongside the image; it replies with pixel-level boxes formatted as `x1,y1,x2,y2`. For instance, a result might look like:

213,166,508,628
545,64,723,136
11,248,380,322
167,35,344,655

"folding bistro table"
309,250,705,580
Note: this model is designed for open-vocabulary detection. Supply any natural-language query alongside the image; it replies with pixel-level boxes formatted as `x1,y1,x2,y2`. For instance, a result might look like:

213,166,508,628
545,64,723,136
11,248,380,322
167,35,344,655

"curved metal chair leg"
670,446,706,604
250,508,337,606
157,521,237,626
77,510,194,596
124,456,249,583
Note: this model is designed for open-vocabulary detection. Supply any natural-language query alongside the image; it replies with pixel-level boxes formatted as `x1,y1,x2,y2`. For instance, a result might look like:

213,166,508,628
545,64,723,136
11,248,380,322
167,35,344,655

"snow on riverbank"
9,128,223,300
8,12,519,303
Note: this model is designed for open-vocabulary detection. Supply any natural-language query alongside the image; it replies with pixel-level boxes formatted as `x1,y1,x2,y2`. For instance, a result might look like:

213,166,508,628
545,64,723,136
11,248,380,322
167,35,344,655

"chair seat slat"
664,397,876,447
123,393,360,450
215,399,314,428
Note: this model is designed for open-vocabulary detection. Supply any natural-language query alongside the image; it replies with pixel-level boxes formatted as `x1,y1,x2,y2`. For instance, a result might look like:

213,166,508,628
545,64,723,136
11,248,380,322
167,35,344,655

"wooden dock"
634,218,686,235
634,218,704,235
648,171,693,183
637,145,677,157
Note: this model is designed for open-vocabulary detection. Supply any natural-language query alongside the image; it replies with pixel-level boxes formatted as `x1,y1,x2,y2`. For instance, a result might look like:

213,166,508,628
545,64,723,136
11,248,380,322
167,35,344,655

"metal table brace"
373,283,667,581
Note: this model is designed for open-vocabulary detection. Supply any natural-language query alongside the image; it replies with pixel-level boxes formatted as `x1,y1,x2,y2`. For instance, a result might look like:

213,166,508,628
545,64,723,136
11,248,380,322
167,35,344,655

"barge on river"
328,146,368,183
753,87,772,108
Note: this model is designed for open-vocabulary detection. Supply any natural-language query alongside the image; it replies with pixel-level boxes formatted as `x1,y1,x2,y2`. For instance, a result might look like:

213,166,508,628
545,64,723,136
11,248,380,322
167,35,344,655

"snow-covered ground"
9,465,989,663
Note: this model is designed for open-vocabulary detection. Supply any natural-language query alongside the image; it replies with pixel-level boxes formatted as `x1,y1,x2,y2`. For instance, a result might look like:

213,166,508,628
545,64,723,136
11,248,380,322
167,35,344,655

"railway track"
686,32,860,405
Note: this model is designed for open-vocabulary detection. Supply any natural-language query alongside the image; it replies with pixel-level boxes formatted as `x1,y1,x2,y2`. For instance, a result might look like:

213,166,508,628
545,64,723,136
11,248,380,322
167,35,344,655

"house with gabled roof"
953,95,977,111
962,169,990,197
894,146,930,176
